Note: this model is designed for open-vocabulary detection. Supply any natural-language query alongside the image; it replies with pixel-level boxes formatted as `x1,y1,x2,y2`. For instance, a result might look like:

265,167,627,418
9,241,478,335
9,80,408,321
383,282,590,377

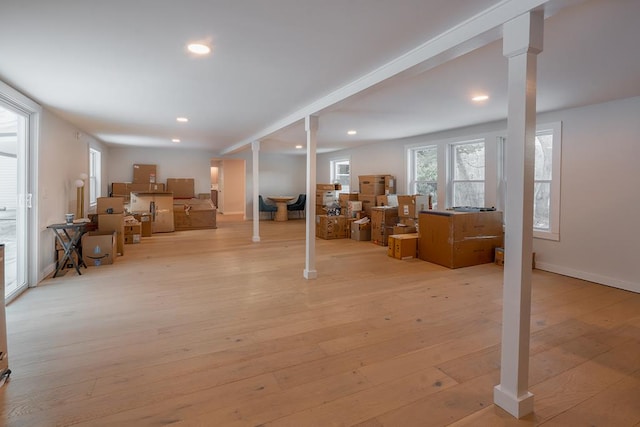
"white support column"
494,10,543,419
252,140,261,243
304,115,318,279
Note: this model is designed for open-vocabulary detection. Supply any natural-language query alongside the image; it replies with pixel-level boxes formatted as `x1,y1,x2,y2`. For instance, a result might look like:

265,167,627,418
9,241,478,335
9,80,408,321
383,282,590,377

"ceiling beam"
221,0,583,155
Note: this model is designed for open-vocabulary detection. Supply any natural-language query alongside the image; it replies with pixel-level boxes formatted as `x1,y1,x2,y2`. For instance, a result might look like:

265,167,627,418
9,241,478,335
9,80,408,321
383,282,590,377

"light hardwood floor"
2,216,639,426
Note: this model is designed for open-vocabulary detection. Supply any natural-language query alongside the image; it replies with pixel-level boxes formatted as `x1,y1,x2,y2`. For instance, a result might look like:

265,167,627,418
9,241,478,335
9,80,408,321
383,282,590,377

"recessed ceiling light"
472,95,489,102
187,43,211,55
295,145,303,149
176,117,189,123
347,130,357,135
172,139,181,143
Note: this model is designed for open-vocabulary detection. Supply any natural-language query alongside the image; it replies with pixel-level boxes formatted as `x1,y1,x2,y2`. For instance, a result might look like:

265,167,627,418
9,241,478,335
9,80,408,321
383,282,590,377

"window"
450,139,485,207
330,158,350,193
89,148,101,206
533,123,561,239
500,122,562,240
408,145,438,207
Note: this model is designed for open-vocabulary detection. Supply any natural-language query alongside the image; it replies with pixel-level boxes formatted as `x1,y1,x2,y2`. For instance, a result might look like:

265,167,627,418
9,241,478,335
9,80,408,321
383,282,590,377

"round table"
267,196,294,221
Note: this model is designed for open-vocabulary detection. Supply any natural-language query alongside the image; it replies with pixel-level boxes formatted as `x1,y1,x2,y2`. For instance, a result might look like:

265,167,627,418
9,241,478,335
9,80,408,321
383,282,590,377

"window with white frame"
500,122,562,240
450,139,485,207
89,148,101,206
408,144,438,208
330,158,350,193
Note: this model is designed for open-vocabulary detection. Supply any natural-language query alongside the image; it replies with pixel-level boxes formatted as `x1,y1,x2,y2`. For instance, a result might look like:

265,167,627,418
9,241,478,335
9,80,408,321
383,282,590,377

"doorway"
0,105,28,301
210,158,246,217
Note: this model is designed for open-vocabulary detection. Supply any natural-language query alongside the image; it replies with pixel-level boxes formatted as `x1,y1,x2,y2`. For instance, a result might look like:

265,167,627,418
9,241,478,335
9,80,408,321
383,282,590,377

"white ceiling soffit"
222,0,584,155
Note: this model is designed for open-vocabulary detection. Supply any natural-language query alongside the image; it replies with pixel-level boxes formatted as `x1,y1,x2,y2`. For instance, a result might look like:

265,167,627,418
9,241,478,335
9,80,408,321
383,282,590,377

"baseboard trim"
535,262,639,293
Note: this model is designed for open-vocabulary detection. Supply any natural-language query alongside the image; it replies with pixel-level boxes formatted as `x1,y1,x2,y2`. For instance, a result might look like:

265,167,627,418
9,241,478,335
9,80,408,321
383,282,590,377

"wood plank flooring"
1,215,639,426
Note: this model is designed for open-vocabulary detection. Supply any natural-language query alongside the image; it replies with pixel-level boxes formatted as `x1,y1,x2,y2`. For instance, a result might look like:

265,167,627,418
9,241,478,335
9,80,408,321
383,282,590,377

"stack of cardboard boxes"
95,197,125,256
357,175,395,216
370,206,398,246
111,164,165,203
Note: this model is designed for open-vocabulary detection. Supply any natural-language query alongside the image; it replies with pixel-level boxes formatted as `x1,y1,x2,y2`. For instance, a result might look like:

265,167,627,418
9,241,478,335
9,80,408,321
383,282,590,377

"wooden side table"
47,223,88,277
267,196,294,221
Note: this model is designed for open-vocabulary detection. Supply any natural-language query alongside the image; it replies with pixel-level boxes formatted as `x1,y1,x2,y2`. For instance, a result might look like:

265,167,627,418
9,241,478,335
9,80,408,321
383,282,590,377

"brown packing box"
418,210,503,268
388,233,419,259
315,191,336,207
393,224,417,234
316,215,347,239
82,231,117,266
397,195,430,219
133,213,152,237
351,221,371,241
339,192,359,207
346,200,362,218
98,213,125,256
372,225,394,246
132,164,157,184
494,247,536,268
56,249,79,270
371,206,398,246
359,175,386,195
166,178,195,199
124,223,142,244
317,183,337,191
112,182,165,195
96,197,125,214
384,175,396,195
357,194,377,216
173,199,217,231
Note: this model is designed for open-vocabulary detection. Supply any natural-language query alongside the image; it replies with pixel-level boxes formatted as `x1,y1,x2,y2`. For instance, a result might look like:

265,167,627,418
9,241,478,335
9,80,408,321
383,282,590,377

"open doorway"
210,158,246,217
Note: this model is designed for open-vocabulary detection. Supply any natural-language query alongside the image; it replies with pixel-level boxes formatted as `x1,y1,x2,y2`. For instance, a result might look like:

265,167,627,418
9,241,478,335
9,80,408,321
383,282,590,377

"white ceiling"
1,0,638,156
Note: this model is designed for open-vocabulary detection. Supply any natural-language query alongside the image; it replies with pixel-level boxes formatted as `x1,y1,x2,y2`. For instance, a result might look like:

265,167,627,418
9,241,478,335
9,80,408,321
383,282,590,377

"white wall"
534,97,640,292
107,146,216,196
236,150,307,219
317,97,640,293
38,109,109,280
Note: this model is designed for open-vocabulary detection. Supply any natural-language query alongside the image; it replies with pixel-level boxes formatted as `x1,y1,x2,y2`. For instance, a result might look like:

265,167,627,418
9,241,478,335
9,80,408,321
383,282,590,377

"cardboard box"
124,223,142,243
339,192,359,207
166,178,195,199
357,194,377,216
397,195,429,219
316,190,336,207
174,199,217,230
112,182,165,195
81,231,116,266
388,233,419,259
316,215,347,239
384,175,396,195
133,213,152,237
56,249,79,270
371,206,398,246
393,224,417,234
359,175,386,195
495,247,505,266
346,200,362,218
98,213,125,256
96,197,125,214
133,164,157,184
317,183,337,191
418,210,503,268
351,221,371,241
494,247,536,268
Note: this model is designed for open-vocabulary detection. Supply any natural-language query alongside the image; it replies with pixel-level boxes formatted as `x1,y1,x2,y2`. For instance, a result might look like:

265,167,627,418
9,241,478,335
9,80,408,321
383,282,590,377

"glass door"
0,105,28,300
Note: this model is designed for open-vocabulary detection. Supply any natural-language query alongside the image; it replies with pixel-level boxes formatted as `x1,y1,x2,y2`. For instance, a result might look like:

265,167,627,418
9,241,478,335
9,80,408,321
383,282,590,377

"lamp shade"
74,179,85,188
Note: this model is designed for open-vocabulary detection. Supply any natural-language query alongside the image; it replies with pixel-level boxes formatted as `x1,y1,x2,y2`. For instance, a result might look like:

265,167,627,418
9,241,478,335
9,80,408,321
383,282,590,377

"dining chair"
287,193,306,218
259,195,277,219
